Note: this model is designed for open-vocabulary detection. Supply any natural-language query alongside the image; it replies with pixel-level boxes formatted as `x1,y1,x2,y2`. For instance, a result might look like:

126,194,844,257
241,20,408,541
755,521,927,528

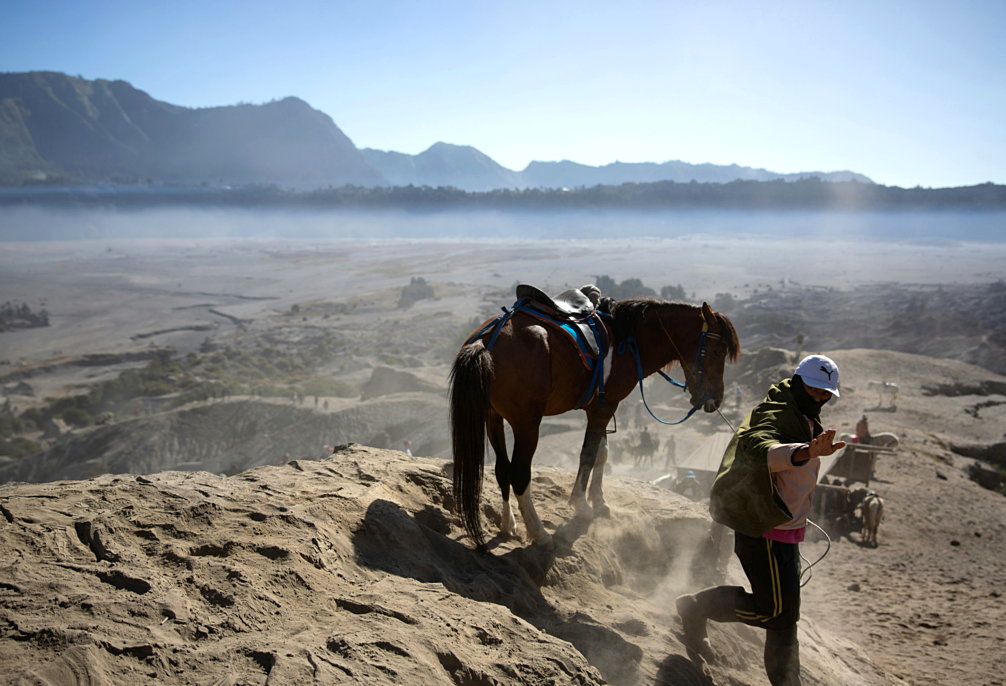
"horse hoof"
592,502,611,518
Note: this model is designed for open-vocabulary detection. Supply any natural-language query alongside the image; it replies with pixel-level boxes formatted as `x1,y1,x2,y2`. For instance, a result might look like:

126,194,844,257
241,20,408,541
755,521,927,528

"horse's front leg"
488,411,518,539
569,407,614,518
587,433,611,517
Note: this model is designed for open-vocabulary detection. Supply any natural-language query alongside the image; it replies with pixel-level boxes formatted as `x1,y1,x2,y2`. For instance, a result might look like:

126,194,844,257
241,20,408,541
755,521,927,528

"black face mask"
791,375,828,419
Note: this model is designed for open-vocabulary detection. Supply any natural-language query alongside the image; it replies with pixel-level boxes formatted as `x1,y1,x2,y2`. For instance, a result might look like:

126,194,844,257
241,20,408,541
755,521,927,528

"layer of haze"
2,1,1004,189
3,207,1006,245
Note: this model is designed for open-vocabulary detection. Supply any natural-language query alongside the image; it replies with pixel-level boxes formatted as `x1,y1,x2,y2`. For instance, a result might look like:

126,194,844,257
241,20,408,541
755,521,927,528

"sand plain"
1,234,1005,685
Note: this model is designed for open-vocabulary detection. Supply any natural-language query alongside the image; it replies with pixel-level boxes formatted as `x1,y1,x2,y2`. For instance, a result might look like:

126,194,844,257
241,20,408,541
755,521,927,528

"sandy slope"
800,431,1006,686
1,445,903,686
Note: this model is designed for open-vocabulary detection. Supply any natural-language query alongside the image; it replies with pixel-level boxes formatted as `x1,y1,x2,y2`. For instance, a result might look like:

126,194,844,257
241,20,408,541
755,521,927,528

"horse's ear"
701,301,715,322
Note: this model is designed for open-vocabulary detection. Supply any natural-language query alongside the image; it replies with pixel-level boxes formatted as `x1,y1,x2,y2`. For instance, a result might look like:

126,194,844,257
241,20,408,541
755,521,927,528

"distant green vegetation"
595,276,655,300
20,344,357,433
595,275,689,303
399,277,435,308
661,284,687,301
10,178,1005,212
713,292,737,313
0,409,39,458
0,436,38,459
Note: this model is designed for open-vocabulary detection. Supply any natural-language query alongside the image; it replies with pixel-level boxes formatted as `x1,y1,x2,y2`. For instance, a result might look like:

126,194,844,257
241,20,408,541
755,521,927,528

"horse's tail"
449,342,494,549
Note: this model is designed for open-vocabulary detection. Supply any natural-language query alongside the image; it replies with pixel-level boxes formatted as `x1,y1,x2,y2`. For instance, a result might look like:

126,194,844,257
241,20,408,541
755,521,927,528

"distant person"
856,414,871,445
676,354,846,686
674,470,702,501
638,427,655,451
634,402,645,428
403,439,412,457
314,396,319,408
734,384,743,410
664,435,677,469
323,399,329,411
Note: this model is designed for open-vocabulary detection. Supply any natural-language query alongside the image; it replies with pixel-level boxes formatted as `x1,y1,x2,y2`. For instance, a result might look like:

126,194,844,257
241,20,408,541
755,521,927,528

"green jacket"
709,378,822,538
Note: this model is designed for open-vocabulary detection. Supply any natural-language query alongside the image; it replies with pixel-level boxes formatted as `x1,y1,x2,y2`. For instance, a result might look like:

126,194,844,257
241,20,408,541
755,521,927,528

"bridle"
618,312,725,426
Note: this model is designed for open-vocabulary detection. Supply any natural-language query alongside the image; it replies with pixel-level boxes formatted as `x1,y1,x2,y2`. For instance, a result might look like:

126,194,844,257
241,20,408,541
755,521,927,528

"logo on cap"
820,364,834,380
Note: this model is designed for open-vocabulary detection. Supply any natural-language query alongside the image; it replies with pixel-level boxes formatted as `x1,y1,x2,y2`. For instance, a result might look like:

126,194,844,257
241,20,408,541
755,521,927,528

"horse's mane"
601,297,741,362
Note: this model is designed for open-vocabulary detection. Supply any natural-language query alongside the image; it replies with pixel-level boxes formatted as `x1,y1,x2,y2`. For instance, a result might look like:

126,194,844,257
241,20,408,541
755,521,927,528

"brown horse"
449,297,740,550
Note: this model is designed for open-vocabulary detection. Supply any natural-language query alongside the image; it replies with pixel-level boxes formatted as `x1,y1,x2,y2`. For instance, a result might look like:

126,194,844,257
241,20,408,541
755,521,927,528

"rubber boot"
764,625,801,686
675,586,743,662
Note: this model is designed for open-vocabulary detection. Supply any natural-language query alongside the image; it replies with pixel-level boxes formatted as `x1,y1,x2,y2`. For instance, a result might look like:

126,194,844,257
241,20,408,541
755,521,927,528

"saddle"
466,283,610,409
515,284,600,320
514,284,606,359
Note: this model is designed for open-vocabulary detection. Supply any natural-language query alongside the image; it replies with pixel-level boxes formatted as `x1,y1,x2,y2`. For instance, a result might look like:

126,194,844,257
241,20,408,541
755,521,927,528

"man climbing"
675,354,846,686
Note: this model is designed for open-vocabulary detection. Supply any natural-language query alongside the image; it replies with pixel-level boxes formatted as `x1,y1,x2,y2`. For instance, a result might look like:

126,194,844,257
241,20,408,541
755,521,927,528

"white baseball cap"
794,354,840,397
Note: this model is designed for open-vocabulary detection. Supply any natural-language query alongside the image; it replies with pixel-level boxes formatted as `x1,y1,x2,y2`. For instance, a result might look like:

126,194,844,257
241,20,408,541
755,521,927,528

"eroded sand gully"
1,237,1005,685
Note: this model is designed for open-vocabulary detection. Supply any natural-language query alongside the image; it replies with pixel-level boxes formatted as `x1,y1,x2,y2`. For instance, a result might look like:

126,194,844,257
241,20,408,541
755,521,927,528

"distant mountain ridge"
363,144,872,191
0,72,383,188
1,71,873,190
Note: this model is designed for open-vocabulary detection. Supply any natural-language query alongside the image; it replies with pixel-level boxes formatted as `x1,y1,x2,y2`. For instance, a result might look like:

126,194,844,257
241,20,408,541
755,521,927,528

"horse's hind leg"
510,420,553,549
488,410,517,539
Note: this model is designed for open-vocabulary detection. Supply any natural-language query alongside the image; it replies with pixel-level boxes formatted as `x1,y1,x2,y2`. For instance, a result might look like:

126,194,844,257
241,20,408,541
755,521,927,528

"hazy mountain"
1,71,874,191
0,72,384,188
363,145,873,191
520,159,873,188
362,142,521,191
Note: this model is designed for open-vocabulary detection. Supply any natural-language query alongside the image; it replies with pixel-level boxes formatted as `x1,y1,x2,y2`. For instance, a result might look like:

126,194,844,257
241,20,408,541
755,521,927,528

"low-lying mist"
2,205,1005,243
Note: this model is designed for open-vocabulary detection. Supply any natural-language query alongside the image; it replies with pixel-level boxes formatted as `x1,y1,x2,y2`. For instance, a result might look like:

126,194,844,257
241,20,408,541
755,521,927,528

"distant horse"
627,430,659,469
449,297,740,549
867,380,899,407
861,492,884,546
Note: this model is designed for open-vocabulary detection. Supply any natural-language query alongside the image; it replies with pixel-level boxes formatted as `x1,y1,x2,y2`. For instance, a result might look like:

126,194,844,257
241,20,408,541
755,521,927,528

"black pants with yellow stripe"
732,531,801,630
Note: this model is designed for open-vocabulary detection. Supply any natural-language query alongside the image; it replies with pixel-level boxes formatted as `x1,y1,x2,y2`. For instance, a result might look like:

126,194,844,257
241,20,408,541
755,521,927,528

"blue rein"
619,324,724,426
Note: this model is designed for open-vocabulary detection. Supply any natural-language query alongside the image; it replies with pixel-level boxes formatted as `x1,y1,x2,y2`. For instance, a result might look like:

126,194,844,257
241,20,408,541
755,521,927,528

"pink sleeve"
767,443,809,472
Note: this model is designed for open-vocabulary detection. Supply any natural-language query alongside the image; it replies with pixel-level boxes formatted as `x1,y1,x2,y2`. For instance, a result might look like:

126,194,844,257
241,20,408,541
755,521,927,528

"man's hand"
808,429,846,459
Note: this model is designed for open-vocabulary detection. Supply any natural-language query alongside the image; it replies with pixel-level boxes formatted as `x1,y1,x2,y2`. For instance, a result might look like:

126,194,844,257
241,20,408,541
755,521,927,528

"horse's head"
686,302,741,412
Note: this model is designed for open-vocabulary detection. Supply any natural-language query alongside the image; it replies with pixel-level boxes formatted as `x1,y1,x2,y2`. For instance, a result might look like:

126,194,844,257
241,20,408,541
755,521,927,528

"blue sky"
2,0,1003,187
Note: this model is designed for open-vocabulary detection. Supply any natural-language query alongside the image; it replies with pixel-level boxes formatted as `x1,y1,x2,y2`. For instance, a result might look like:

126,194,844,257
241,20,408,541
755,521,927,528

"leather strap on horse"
465,297,531,350
618,317,724,426
467,298,610,411
574,313,607,410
